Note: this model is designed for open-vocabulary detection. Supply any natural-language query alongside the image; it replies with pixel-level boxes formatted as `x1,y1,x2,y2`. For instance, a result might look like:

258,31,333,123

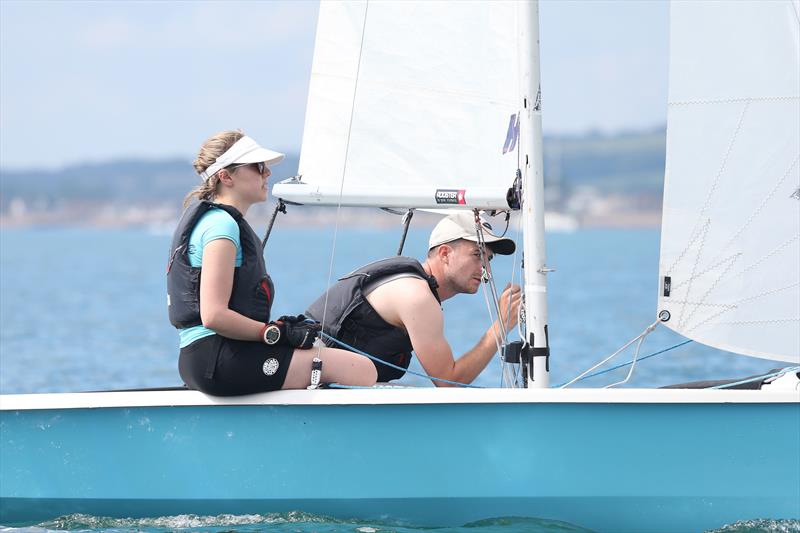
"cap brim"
235,147,285,166
461,235,516,255
486,238,516,255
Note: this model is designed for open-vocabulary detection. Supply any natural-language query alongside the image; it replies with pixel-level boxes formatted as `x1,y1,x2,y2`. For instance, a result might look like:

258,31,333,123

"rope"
710,366,800,389
500,212,524,387
319,332,483,388
560,320,661,388
604,330,647,388
471,210,520,388
511,216,526,386
552,339,694,388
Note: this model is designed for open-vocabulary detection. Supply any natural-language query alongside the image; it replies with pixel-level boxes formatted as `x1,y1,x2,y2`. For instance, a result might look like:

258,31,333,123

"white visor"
199,136,285,182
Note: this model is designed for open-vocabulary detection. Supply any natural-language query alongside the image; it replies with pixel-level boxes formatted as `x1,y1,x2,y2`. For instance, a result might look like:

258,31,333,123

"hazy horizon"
0,123,667,173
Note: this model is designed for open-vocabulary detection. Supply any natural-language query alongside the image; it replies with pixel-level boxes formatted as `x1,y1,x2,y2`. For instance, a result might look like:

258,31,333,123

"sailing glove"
273,314,321,349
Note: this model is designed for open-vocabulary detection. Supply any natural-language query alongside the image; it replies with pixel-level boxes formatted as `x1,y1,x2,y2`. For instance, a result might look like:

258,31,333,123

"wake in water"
3,512,799,533
708,519,800,533
3,512,594,533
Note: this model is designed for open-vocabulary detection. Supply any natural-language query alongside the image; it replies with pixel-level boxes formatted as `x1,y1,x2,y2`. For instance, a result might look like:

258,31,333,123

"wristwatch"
262,324,281,345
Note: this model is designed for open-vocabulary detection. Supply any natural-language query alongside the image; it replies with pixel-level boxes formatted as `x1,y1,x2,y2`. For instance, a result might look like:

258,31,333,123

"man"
306,211,522,386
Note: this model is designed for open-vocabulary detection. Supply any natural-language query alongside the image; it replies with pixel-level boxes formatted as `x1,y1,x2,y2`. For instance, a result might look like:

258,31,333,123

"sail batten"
659,1,800,362
273,0,523,209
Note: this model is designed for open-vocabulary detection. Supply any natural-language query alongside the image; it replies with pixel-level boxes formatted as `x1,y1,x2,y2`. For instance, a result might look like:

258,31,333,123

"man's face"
445,240,494,294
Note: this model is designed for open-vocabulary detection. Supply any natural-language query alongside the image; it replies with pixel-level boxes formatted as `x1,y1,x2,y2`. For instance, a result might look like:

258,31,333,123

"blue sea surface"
0,225,782,393
0,226,794,533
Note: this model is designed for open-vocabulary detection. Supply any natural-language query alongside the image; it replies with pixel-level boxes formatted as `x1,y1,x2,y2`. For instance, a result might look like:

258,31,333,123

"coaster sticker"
435,189,466,205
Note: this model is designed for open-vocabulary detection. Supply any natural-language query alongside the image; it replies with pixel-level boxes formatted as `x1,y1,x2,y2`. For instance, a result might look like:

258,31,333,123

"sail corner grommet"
658,310,671,322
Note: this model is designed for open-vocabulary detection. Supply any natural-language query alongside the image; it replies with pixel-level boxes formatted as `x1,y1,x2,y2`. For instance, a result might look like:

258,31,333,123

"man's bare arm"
369,278,521,386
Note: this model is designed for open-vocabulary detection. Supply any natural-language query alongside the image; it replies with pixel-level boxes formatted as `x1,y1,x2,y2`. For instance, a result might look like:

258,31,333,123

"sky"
0,0,669,170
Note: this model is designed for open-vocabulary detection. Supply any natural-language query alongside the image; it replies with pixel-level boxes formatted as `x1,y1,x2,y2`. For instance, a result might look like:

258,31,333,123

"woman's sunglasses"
226,162,267,175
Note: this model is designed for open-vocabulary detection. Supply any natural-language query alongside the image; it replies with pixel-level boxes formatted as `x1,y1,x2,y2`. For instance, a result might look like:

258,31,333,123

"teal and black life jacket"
166,200,274,329
306,257,439,381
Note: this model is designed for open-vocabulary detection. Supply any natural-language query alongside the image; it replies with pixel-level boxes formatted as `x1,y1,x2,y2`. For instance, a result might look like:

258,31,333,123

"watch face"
265,325,281,345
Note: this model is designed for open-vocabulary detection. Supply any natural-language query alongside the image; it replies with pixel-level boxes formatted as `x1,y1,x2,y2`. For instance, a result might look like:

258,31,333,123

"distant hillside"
0,129,666,226
543,127,666,193
0,155,301,211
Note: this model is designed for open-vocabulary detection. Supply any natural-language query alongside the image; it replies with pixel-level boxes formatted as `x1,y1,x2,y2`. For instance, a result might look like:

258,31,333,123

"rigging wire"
493,211,524,387
604,329,651,388
319,332,483,388
314,0,371,370
472,210,513,386
508,212,526,387
552,339,694,387
477,275,513,387
560,320,661,388
473,210,507,339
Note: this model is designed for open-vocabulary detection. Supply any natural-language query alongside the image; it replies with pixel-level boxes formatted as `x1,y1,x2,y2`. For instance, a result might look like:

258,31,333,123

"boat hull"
1,389,798,532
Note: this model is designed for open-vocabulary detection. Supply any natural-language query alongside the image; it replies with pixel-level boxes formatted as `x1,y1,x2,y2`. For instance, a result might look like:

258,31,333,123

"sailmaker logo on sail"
435,189,466,205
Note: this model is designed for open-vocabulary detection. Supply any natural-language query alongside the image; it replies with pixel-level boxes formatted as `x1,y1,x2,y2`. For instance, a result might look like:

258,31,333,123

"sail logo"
663,276,672,297
435,189,466,204
503,113,519,154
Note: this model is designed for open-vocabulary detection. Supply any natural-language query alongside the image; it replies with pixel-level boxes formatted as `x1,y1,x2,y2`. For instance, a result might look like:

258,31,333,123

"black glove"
275,314,321,349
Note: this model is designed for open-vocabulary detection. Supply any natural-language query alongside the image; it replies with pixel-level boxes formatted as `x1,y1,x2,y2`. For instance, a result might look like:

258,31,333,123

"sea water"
0,226,795,532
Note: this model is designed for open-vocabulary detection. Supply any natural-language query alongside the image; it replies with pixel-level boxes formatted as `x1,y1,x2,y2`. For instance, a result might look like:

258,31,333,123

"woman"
167,130,377,395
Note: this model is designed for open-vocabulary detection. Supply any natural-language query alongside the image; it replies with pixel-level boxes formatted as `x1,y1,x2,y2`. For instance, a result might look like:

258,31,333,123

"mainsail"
658,1,800,362
272,0,523,209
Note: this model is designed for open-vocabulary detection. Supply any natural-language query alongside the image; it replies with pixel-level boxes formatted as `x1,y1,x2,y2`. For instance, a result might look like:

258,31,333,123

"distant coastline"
0,203,661,230
0,127,666,230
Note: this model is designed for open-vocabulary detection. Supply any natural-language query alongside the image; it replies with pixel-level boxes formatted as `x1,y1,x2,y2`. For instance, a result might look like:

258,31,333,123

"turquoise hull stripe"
2,402,799,532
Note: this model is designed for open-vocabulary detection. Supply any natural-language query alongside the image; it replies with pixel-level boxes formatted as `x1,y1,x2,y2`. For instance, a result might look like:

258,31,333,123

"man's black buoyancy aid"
167,200,274,329
306,257,439,382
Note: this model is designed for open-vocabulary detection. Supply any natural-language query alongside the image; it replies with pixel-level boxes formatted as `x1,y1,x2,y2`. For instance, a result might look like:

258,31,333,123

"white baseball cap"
199,135,284,182
428,211,515,255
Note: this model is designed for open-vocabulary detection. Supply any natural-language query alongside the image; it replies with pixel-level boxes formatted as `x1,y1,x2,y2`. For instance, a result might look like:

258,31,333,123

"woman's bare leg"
282,347,377,389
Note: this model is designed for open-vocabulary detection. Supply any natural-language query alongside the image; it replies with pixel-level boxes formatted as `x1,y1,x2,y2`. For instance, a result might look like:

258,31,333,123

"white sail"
272,0,523,209
658,1,800,362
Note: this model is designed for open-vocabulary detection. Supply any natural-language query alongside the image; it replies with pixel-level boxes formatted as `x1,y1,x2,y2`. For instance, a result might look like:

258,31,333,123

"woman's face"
231,162,271,204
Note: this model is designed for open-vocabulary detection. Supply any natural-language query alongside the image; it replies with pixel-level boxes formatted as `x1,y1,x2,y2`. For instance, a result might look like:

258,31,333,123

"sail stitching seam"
714,318,799,325
669,96,798,106
707,155,799,267
678,219,710,329
686,282,799,332
670,252,740,292
681,251,741,331
666,300,735,309
666,100,750,275
735,234,799,278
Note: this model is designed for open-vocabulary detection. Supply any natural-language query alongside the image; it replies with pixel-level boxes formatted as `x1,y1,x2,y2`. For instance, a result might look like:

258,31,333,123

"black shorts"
179,334,294,396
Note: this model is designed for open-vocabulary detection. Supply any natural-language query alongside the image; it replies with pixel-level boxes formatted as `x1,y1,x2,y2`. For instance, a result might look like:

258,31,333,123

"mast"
520,0,550,388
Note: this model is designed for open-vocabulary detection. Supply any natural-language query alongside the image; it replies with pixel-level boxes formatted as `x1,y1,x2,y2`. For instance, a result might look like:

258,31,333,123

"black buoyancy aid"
306,257,439,382
166,200,274,329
